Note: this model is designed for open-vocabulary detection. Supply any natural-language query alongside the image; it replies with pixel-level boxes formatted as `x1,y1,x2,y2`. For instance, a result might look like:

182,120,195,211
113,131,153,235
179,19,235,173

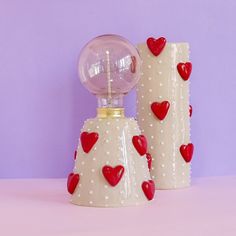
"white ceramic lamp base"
68,117,155,207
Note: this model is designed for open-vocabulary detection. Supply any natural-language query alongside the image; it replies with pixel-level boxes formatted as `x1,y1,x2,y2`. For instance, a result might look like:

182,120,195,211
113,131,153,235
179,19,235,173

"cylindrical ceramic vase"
136,41,193,189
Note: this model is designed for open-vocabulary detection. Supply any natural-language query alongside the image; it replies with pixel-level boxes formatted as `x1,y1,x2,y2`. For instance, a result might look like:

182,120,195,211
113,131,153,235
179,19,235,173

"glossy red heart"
151,101,170,120
102,165,124,187
74,150,77,160
67,173,80,194
177,62,192,81
142,180,155,201
80,132,99,153
132,135,147,156
146,153,152,170
189,105,193,117
146,37,166,56
180,143,194,163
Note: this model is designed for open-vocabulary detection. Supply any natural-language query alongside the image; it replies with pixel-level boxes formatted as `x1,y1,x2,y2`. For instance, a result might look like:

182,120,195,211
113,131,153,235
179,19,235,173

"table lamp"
67,34,155,207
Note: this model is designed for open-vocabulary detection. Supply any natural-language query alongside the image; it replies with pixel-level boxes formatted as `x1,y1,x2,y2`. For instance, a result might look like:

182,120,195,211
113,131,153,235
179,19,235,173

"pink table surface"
0,176,235,236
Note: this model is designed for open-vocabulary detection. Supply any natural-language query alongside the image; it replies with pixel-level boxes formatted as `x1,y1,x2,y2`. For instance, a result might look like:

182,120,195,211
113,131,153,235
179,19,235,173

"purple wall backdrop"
0,0,235,178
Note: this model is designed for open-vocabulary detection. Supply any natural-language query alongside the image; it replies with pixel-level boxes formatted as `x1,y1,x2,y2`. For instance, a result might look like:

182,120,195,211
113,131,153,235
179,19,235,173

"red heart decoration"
142,180,155,201
74,150,77,160
102,165,124,187
180,143,194,163
151,101,170,120
189,105,193,117
146,153,152,170
177,62,192,81
146,37,166,56
80,132,99,153
67,173,80,194
132,135,147,156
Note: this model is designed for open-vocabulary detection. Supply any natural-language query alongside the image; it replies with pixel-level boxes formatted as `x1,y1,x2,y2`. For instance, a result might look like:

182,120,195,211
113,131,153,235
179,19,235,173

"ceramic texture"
136,43,191,189
70,117,153,207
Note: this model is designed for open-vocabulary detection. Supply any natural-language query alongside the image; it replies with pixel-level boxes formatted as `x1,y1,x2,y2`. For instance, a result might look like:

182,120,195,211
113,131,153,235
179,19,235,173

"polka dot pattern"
136,42,191,189
71,117,152,207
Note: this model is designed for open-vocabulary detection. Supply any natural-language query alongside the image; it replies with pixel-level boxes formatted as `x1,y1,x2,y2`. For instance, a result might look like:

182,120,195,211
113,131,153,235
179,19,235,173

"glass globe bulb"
78,34,141,108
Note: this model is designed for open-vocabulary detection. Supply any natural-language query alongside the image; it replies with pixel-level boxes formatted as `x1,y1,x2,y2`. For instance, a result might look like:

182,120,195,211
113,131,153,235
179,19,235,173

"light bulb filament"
106,50,112,106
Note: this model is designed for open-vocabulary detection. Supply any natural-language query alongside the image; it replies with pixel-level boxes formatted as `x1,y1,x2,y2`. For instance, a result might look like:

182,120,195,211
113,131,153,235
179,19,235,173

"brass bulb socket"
97,108,125,118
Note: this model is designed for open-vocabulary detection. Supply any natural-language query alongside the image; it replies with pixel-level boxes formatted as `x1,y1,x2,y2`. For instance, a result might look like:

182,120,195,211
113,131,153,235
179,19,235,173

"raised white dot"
105,130,109,134
107,122,110,125
91,169,95,172
158,60,162,64
148,113,151,116
92,157,96,161
80,172,83,176
161,164,165,168
152,175,155,179
105,196,109,200
150,146,154,150
160,141,164,145
79,184,82,187
81,161,85,165
116,126,120,130
149,89,152,92
158,95,163,99
151,135,154,139
141,95,144,98
141,107,144,110
141,83,144,87
162,173,166,177
106,161,109,165
104,185,108,188
89,201,93,205
159,83,163,86
121,200,124,204
141,118,145,121
94,147,97,151
90,179,94,184
148,65,151,69
148,77,152,80
158,71,162,75
160,129,164,133
182,172,185,176
151,167,155,170
105,139,109,143
161,153,165,157
77,194,80,197
89,190,93,194
149,123,153,127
